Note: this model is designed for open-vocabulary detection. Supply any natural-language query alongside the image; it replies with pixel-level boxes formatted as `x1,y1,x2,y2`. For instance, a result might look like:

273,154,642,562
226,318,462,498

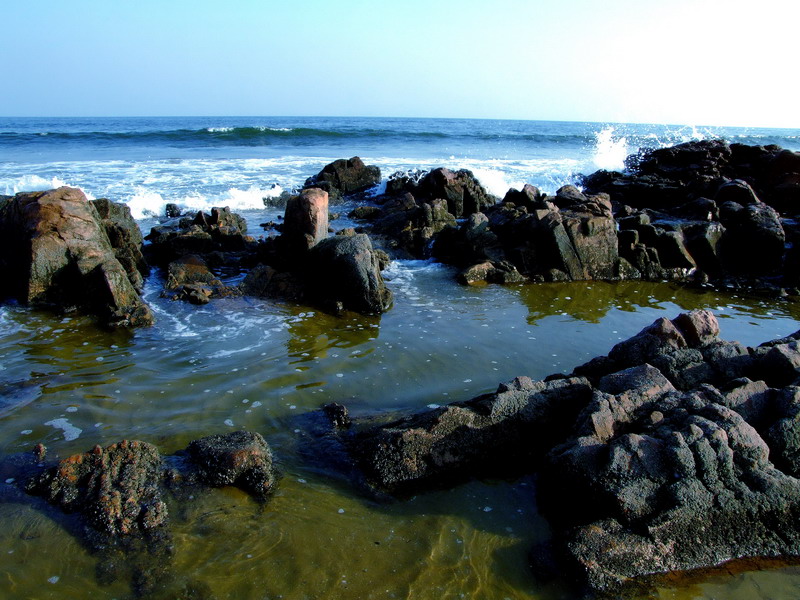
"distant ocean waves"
2,117,800,221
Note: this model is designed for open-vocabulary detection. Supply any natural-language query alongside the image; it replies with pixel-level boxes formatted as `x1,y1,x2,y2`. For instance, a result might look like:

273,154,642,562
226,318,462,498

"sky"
1,0,798,127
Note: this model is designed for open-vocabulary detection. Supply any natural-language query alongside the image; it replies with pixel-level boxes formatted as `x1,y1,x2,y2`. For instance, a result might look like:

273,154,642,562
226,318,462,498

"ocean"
2,116,800,599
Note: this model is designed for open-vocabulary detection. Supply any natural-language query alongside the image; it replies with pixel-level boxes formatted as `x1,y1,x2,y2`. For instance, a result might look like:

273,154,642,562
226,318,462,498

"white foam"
592,126,629,171
206,127,234,133
44,418,82,441
470,167,525,198
1,174,77,196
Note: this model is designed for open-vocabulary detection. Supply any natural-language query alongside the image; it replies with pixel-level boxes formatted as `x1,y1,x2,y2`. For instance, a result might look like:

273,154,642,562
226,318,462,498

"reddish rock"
283,187,330,251
26,440,167,536
0,187,153,327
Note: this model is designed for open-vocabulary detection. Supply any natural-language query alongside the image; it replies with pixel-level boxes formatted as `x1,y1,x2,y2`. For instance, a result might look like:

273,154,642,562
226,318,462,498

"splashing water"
592,126,629,171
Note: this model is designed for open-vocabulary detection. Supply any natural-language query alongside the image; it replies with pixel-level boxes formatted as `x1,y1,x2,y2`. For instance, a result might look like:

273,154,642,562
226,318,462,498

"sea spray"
592,126,629,171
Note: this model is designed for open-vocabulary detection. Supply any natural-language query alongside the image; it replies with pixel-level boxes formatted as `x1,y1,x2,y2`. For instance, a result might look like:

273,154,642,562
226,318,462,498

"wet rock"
0,187,154,327
323,402,352,429
186,430,276,501
347,376,593,495
92,197,150,293
145,206,255,266
240,264,305,301
542,379,800,595
304,156,381,199
26,440,167,536
162,254,238,304
307,233,393,314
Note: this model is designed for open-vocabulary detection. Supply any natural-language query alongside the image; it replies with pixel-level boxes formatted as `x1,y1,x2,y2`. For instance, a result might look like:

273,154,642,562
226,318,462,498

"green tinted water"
1,262,800,599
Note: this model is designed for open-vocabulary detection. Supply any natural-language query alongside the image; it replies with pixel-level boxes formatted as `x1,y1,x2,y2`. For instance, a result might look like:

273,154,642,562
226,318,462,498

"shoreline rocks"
315,309,800,596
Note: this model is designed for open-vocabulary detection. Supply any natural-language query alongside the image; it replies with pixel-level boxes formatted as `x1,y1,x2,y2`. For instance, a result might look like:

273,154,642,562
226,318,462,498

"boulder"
283,187,330,252
92,197,150,293
416,168,496,217
0,187,154,327
304,156,381,199
307,233,393,314
162,254,237,304
145,206,255,266
186,431,276,500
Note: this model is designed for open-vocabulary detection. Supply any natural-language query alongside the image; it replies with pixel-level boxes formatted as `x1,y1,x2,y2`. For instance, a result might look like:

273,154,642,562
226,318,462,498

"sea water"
2,117,800,599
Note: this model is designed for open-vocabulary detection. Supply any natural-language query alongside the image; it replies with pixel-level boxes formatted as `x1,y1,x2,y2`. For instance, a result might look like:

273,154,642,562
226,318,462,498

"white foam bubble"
44,418,82,441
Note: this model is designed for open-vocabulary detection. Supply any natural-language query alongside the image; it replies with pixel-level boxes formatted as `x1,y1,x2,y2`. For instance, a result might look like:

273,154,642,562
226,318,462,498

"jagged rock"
145,206,255,266
347,376,592,495
26,440,167,536
0,187,154,327
303,156,381,199
162,254,237,304
415,168,496,217
186,431,276,500
92,197,150,293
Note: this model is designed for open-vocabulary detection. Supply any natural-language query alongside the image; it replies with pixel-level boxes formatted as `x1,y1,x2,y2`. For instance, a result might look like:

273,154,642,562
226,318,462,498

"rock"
304,157,381,199
502,184,546,210
416,168,496,217
165,203,182,218
283,188,330,251
347,376,592,495
92,197,150,293
542,382,800,595
719,198,785,275
240,264,305,301
0,187,154,327
307,234,393,314
186,431,276,500
162,254,237,304
145,206,255,266
26,440,167,536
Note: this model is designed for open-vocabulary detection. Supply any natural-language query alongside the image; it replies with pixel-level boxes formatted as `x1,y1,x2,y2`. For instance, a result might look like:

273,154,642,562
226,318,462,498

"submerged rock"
20,430,278,596
0,187,154,327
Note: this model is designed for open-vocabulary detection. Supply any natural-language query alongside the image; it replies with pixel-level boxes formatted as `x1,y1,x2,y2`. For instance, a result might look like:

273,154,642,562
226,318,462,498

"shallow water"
2,250,800,599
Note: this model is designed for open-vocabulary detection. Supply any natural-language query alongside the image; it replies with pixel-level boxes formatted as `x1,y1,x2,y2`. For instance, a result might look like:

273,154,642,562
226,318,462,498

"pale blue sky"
2,0,797,127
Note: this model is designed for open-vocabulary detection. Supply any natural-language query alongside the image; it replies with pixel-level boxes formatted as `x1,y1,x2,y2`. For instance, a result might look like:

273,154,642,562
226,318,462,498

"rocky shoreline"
2,140,800,597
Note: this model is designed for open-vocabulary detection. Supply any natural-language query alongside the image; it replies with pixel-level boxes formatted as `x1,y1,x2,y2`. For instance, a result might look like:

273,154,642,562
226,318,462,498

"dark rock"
719,198,785,275
145,206,255,267
307,234,393,314
162,254,237,304
416,168,496,217
0,187,154,327
502,184,546,210
304,157,381,199
165,203,182,218
186,430,276,501
323,403,352,429
239,264,305,301
92,197,150,293
347,376,593,495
